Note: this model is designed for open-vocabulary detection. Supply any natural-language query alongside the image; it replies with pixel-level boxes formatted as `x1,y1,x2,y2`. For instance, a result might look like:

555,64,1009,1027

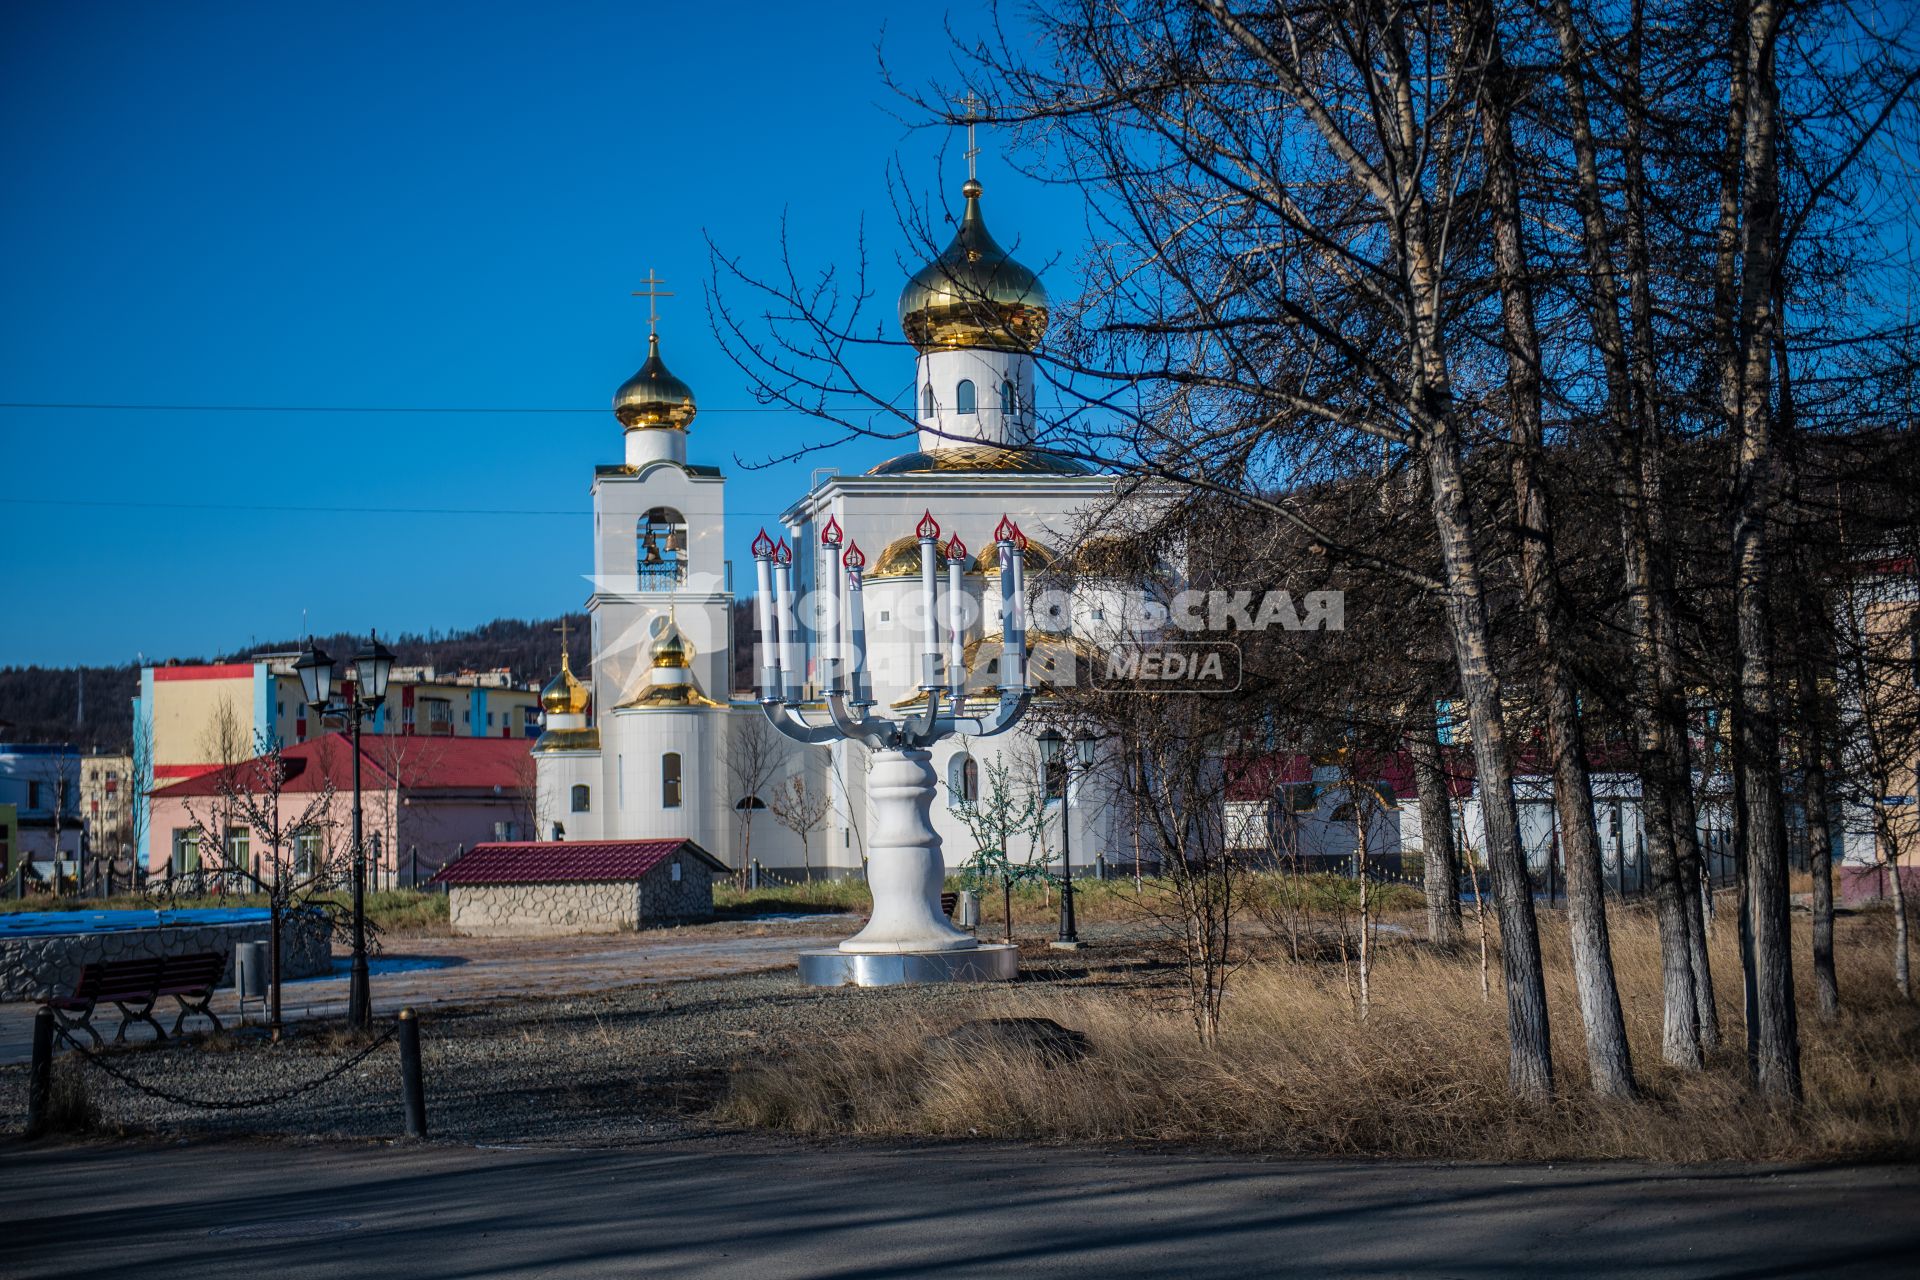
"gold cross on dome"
630,269,673,335
554,617,571,649
960,90,982,182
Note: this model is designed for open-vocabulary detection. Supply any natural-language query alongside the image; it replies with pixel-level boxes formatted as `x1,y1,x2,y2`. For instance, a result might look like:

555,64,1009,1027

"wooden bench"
50,952,228,1048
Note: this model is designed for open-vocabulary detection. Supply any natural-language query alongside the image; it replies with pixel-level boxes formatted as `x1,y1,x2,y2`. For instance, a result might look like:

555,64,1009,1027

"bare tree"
183,732,341,1038
726,715,784,876
767,771,832,883
953,745,1049,941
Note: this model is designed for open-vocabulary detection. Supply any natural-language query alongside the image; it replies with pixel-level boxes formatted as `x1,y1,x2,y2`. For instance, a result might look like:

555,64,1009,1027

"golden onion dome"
613,333,697,431
650,618,693,668
899,179,1049,353
539,653,590,716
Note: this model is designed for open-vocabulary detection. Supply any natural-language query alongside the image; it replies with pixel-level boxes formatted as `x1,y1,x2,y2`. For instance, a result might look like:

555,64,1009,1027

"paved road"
6,1137,1916,1278
0,922,848,1063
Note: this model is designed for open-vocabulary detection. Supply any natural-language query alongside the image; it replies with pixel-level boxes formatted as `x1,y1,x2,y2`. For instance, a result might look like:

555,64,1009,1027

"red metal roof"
149,732,533,798
430,839,725,886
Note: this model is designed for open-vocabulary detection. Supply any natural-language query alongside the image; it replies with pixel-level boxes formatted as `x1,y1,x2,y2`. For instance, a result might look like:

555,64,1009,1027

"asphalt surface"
6,1137,1917,1278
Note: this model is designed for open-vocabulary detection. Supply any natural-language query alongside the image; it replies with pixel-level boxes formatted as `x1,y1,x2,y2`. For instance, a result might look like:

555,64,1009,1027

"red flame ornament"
993,514,1018,543
842,541,866,571
820,515,843,547
773,538,792,566
946,533,968,565
916,509,941,541
751,528,775,559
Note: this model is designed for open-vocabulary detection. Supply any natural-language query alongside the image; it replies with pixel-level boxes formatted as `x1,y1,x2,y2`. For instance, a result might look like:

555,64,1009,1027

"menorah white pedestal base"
797,748,1020,987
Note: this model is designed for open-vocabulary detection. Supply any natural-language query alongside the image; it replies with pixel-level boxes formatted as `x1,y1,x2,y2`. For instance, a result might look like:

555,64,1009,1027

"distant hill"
1,605,760,751
1,615,587,751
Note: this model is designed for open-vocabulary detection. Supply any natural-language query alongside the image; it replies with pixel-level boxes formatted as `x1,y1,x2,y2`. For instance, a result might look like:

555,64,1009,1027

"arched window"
947,753,979,807
922,383,935,418
570,784,591,813
1000,379,1015,415
955,379,977,414
662,752,683,809
735,795,767,811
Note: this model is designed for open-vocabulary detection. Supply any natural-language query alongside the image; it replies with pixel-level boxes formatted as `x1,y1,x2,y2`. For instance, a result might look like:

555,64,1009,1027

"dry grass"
721,909,1920,1161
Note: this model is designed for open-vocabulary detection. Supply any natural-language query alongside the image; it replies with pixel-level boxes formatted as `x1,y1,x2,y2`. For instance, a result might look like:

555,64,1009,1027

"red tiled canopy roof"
429,839,726,886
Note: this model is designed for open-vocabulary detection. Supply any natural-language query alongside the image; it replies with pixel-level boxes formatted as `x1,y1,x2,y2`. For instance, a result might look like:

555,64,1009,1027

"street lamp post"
296,632,393,1030
1039,731,1096,948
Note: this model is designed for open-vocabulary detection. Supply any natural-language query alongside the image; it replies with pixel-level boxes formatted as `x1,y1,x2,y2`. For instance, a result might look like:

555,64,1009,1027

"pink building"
146,733,537,888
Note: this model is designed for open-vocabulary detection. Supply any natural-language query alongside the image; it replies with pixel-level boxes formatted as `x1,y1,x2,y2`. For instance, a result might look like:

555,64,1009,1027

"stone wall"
450,881,640,937
449,861,715,937
0,912,332,1003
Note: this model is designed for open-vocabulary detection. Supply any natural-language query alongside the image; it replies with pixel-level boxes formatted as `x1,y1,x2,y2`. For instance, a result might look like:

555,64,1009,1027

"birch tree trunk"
1546,0,1690,1076
1729,0,1802,1101
1411,710,1463,946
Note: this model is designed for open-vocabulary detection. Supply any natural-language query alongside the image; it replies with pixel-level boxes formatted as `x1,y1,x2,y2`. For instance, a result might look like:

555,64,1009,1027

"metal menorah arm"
760,698,845,745
936,686,1031,740
825,687,892,750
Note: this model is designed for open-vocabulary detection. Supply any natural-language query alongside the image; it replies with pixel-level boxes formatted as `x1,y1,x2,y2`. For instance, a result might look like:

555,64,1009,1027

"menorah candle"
994,515,1023,689
842,541,870,704
946,533,967,697
819,515,844,691
771,537,796,699
916,510,941,689
751,529,777,697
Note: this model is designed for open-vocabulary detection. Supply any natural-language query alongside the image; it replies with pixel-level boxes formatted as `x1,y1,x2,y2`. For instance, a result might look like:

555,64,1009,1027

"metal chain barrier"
54,1023,398,1111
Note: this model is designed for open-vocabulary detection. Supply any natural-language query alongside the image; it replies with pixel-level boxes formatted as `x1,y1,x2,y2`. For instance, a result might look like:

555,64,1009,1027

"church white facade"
533,172,1137,877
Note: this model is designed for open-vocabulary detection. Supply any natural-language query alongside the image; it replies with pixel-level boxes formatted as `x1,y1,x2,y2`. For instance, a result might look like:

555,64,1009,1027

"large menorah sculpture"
751,510,1032,985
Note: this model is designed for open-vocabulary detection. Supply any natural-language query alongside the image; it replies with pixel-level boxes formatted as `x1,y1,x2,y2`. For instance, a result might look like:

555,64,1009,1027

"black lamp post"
296,632,393,1030
1040,730,1097,949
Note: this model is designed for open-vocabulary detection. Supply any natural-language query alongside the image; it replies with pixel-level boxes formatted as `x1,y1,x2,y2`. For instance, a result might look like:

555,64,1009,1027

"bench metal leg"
50,1004,103,1051
170,993,223,1037
111,998,167,1044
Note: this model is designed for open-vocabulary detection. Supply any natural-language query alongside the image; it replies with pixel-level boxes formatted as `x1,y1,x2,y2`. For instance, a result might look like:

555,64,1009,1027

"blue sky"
0,1,1081,667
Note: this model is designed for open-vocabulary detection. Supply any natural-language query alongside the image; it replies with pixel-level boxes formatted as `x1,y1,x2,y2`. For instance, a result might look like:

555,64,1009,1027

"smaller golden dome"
614,334,697,431
973,537,1055,576
870,535,921,579
539,652,590,715
898,180,1049,353
651,618,693,668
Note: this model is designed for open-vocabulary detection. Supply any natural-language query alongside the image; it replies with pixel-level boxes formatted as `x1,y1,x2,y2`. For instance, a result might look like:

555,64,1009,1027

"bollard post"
27,1006,54,1138
398,1007,427,1139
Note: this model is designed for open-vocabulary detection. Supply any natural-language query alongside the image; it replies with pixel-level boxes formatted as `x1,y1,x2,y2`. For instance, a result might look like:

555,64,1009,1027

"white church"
531,167,1136,877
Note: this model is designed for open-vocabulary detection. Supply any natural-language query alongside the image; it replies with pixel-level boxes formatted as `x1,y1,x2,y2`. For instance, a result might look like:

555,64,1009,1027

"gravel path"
0,935,1129,1146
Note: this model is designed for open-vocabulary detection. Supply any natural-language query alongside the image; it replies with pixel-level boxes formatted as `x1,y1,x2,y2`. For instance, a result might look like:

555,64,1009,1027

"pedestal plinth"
798,747,1020,987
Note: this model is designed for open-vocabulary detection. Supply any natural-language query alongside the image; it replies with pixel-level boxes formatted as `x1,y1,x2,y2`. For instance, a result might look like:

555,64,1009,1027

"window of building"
494,821,517,841
948,753,979,807
736,795,767,811
487,711,495,727
571,784,591,813
226,827,250,869
662,753,683,809
955,379,977,414
922,383,935,417
172,828,200,874
295,829,323,878
1001,379,1015,414
671,861,682,882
